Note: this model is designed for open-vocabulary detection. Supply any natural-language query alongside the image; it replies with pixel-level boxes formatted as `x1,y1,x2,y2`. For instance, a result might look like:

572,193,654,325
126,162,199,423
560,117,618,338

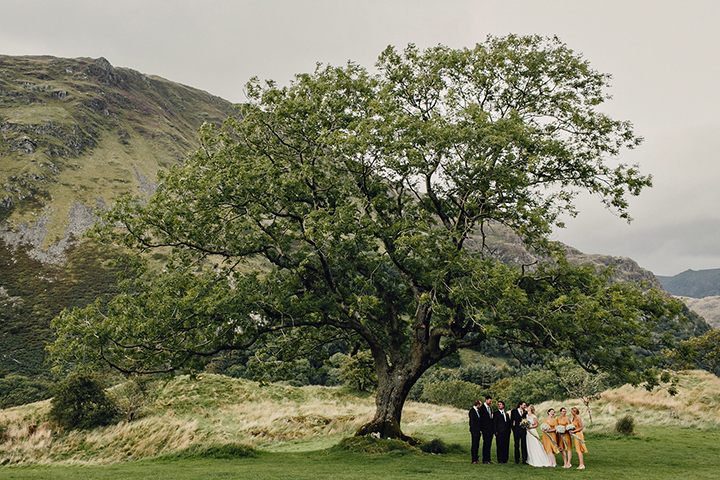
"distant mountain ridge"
657,268,720,298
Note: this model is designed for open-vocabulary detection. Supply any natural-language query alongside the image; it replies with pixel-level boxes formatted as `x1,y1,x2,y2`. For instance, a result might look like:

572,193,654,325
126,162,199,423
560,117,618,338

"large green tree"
50,35,681,439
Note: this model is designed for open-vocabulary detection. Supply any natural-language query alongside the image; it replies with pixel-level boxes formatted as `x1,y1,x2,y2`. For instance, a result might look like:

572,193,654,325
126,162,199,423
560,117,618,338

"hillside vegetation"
0,370,718,466
0,55,234,377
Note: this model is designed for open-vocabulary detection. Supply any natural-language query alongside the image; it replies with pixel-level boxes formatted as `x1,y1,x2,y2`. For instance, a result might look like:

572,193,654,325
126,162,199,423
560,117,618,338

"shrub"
420,379,483,409
110,376,156,422
48,371,118,430
615,415,635,435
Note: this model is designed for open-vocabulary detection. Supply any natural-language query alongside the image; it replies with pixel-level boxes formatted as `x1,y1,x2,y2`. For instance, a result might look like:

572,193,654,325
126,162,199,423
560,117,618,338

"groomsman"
469,400,483,464
479,395,495,464
493,400,511,463
511,401,528,464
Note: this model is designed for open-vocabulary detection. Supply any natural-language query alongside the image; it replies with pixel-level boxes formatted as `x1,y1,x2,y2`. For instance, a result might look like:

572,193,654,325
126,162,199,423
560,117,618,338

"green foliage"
49,35,679,439
0,374,54,409
48,371,118,430
668,328,720,376
0,238,127,378
339,351,376,392
615,415,635,435
490,366,565,407
457,363,508,389
332,436,417,454
417,379,484,409
418,438,463,454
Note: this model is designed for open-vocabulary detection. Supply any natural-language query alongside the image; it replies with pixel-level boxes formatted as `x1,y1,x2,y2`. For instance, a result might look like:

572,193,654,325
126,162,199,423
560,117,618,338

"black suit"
494,409,511,463
510,408,528,464
469,406,482,463
478,403,495,463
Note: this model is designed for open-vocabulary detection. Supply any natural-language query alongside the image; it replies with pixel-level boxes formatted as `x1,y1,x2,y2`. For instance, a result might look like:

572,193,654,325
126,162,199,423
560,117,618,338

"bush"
615,415,635,435
419,379,484,409
110,376,156,422
48,372,118,430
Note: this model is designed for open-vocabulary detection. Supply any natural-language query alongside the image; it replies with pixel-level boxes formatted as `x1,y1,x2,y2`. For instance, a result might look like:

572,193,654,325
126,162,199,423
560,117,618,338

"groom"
511,401,528,464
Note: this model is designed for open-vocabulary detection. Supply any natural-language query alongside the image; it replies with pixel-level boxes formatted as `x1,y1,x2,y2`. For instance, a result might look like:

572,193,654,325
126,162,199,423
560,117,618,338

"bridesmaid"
570,407,588,470
556,407,573,468
540,408,559,466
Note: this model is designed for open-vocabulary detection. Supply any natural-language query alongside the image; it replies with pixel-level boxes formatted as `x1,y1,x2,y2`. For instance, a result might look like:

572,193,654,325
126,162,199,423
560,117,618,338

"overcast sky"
2,0,719,276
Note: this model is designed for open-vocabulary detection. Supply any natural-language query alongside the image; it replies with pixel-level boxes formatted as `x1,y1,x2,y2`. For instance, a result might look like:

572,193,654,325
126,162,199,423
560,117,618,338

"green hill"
0,55,234,377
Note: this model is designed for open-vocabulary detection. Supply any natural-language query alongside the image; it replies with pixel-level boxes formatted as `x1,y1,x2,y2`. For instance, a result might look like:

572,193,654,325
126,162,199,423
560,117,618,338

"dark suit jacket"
510,408,527,434
494,409,511,435
478,403,495,434
469,407,482,433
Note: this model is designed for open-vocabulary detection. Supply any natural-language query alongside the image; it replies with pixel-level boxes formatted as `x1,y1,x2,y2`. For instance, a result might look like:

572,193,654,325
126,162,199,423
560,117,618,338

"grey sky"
2,0,719,276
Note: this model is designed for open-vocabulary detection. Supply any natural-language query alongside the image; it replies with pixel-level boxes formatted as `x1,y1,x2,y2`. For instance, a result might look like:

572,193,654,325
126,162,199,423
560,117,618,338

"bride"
525,405,553,467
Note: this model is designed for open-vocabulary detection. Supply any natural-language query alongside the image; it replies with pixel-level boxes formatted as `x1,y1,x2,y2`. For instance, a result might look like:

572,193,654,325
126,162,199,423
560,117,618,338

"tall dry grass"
533,370,720,430
0,374,462,466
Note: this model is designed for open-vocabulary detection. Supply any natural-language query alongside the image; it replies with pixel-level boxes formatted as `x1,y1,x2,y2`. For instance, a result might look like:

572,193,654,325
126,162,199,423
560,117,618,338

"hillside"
677,296,720,328
0,55,235,377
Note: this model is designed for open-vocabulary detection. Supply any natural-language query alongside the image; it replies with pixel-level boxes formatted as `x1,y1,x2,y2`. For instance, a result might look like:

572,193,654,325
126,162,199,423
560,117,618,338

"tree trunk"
356,349,430,444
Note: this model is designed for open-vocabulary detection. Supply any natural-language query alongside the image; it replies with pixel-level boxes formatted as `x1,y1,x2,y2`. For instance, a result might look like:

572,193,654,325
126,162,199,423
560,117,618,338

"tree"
50,35,682,440
667,328,720,376
552,358,608,425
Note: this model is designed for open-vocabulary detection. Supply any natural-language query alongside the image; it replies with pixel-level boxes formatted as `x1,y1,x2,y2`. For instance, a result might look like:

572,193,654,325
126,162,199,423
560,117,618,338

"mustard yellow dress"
541,417,559,454
556,415,572,451
571,416,589,454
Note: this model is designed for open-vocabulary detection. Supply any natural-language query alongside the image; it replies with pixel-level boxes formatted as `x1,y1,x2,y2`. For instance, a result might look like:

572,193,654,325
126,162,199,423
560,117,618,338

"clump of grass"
331,436,418,455
418,438,463,454
162,442,257,460
616,415,635,435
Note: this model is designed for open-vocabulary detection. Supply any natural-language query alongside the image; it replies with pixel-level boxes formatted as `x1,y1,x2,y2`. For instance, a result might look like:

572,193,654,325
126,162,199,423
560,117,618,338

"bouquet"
520,419,531,429
567,423,576,431
540,423,550,431
555,425,566,434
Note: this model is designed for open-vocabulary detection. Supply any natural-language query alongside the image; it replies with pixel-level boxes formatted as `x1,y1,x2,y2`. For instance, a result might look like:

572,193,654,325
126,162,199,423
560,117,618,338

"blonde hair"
528,405,536,414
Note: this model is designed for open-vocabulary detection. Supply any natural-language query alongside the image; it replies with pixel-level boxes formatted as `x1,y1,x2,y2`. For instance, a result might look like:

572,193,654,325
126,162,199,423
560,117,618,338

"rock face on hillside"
0,55,235,262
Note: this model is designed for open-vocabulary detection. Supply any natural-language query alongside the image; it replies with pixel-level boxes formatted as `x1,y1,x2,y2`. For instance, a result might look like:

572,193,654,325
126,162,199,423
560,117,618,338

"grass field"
1,424,719,479
2,370,720,478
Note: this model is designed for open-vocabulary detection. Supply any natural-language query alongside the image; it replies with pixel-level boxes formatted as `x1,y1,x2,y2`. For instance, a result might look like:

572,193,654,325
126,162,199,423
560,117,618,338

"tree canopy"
50,35,682,439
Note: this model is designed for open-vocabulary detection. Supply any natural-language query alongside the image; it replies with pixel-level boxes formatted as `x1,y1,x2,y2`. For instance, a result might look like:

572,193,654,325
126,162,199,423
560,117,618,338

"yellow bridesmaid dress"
556,415,572,451
571,417,589,454
541,417,559,454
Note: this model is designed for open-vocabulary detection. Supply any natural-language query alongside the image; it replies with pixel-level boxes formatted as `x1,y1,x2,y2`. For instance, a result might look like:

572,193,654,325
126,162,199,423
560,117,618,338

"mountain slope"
1,54,234,259
0,55,235,377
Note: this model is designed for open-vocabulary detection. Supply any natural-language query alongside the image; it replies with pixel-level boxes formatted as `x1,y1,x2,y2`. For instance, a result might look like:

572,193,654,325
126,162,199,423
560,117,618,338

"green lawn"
1,425,719,479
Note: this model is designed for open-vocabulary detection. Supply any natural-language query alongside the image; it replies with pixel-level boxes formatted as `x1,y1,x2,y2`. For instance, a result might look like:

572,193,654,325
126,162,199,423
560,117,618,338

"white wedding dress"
525,414,553,467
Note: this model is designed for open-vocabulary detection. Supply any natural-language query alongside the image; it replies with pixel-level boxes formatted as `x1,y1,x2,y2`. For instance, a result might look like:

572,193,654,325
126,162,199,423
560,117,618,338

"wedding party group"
469,396,588,470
